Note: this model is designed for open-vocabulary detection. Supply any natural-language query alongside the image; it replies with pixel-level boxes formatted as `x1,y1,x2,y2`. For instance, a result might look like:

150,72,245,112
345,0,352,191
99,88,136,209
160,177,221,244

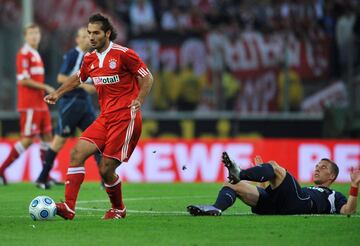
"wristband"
349,186,358,197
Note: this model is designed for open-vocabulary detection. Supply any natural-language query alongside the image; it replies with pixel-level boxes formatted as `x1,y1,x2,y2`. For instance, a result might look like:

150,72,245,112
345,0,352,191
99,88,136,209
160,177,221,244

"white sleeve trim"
17,71,30,81
137,67,149,77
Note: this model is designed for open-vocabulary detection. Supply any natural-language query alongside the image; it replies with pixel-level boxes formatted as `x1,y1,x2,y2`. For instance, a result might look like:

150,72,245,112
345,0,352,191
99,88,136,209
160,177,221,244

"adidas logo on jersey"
92,75,120,85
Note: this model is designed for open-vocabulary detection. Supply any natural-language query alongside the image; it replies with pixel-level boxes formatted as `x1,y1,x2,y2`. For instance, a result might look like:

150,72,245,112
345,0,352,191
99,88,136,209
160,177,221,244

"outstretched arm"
44,74,80,104
340,167,360,215
58,73,96,94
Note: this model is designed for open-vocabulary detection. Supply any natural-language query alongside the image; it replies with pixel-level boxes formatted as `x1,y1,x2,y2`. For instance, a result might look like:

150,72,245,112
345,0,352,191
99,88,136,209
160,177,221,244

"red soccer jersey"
16,43,47,111
78,42,150,116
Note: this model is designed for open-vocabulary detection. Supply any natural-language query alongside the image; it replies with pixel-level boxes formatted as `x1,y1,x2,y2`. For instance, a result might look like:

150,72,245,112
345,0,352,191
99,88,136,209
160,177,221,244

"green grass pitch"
0,182,359,246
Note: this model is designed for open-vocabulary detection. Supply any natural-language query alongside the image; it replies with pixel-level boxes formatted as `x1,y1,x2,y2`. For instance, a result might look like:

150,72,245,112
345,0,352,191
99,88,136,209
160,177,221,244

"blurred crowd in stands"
97,0,359,77
96,0,358,112
0,0,359,113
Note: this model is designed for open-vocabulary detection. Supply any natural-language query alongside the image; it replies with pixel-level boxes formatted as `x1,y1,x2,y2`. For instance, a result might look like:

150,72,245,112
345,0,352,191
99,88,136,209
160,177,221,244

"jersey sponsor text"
92,74,120,85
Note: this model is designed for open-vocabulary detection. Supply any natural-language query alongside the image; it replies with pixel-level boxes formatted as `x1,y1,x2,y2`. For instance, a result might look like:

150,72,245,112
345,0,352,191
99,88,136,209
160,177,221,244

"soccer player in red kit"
44,13,154,220
0,24,55,185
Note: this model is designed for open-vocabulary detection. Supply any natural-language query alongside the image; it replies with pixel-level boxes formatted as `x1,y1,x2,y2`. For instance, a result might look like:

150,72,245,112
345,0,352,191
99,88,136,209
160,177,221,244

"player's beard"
95,38,107,52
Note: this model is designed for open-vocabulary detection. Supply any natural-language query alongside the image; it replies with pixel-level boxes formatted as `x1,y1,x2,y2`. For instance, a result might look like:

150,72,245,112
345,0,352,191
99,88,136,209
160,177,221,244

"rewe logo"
92,75,120,85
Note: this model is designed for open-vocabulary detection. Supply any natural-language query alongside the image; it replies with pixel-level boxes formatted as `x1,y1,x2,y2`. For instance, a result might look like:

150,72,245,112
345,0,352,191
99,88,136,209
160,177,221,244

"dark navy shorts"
55,97,96,137
251,172,313,215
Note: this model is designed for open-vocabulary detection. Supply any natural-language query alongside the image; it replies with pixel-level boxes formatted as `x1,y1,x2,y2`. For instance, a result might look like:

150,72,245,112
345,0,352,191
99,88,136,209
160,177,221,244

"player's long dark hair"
89,13,117,41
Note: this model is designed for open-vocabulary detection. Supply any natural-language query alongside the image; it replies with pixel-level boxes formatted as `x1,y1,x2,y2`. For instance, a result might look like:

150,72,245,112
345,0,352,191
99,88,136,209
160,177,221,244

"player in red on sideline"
0,24,55,185
44,13,153,220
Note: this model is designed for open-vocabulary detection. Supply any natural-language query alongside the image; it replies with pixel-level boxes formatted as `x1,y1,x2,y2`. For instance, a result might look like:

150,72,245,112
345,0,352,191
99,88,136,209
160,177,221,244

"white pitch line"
76,195,213,204
76,207,249,215
75,207,360,217
76,207,189,215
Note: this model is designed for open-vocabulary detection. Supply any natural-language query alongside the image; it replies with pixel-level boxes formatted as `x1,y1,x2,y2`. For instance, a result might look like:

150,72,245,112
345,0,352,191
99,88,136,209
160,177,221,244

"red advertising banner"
0,139,358,183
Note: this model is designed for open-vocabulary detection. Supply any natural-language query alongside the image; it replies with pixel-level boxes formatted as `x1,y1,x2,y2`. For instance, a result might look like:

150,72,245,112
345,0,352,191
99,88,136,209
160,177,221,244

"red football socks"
0,142,26,175
105,175,125,210
64,166,85,210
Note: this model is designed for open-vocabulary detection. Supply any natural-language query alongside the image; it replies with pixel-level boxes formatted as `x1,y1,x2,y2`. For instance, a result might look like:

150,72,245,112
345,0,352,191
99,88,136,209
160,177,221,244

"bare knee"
99,159,120,183
99,162,111,179
224,181,247,197
224,181,259,207
70,146,85,165
69,140,98,166
20,138,33,148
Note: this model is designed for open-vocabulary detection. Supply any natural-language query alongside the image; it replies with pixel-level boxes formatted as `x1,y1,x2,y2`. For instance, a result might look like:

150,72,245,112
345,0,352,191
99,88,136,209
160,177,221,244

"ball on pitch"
29,196,57,221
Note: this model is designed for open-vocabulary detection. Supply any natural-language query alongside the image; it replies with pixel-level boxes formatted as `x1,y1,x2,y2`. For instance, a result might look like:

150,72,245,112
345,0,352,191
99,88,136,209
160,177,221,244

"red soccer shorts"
20,109,52,137
80,108,142,162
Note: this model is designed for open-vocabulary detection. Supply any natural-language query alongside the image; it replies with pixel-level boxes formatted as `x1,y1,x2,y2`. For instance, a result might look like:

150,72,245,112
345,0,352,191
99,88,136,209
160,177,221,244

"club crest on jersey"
109,59,117,69
92,75,120,85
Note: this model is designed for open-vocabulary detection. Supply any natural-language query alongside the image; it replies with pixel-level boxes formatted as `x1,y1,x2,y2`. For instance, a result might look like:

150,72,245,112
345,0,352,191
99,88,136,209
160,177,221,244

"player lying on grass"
187,152,360,216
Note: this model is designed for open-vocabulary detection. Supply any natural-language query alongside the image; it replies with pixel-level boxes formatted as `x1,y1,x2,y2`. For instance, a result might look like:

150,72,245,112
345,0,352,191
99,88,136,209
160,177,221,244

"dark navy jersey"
59,47,88,99
303,186,347,214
